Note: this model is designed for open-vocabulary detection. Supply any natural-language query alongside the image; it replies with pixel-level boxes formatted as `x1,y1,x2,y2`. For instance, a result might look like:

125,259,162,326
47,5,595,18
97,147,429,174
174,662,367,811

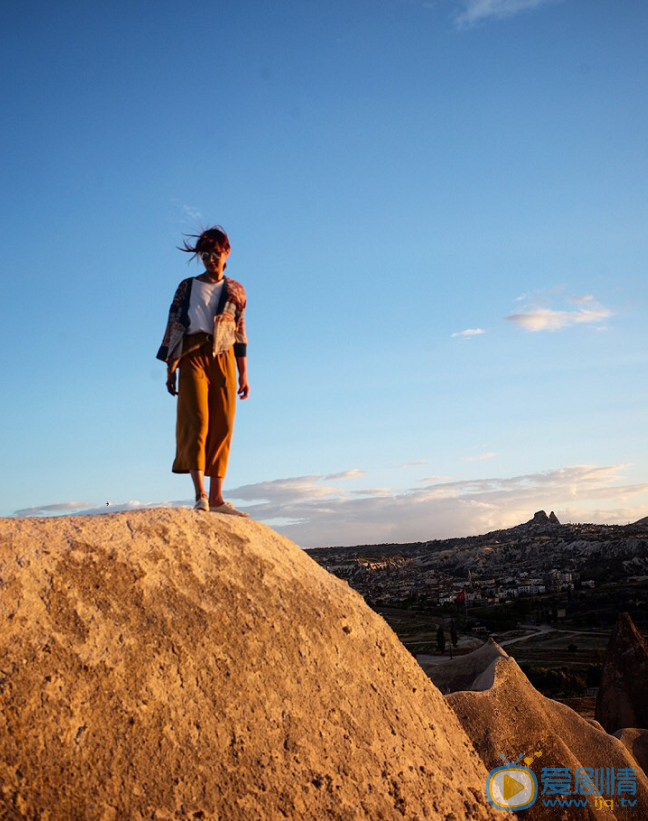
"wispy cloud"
506,289,612,332
226,463,648,546
350,487,394,497
13,501,97,516
463,452,496,462
451,328,486,338
182,204,203,223
15,465,648,546
218,475,349,505
507,306,612,332
515,284,566,303
455,0,560,28
567,294,595,305
324,469,367,480
13,500,191,517
420,475,453,482
399,460,428,470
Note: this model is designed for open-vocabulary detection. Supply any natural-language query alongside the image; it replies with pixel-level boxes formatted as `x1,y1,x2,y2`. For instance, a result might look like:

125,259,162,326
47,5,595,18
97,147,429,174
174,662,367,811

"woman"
156,225,249,515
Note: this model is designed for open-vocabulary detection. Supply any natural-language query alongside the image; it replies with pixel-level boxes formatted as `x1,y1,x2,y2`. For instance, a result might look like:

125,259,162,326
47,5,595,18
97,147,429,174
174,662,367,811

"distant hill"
306,511,648,557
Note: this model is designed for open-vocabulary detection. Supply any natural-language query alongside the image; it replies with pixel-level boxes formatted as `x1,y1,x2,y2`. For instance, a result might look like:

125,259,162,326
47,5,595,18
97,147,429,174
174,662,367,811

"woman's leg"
173,349,210,480
204,349,237,485
208,476,224,507
190,469,207,501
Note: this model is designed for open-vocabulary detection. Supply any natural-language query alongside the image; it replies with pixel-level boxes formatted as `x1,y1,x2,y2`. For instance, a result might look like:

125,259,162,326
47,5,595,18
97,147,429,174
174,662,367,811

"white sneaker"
210,501,249,518
194,494,209,512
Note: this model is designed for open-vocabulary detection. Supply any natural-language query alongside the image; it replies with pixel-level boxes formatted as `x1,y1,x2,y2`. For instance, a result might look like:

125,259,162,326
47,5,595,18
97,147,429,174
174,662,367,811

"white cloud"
225,475,347,504
451,328,486,338
455,0,559,28
399,460,429,470
323,469,367,480
14,465,648,547
515,284,566,302
567,294,595,305
350,488,394,497
182,204,203,223
224,463,648,547
13,499,192,517
557,504,648,526
506,306,612,332
420,475,453,482
463,452,496,462
13,500,97,516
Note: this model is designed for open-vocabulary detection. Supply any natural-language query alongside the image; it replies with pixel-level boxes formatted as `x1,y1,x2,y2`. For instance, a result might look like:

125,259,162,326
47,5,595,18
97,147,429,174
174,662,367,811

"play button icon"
486,766,538,810
503,773,526,800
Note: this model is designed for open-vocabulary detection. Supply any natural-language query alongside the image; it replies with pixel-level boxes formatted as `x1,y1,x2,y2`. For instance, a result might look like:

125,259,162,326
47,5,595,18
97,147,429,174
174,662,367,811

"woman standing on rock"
156,225,249,516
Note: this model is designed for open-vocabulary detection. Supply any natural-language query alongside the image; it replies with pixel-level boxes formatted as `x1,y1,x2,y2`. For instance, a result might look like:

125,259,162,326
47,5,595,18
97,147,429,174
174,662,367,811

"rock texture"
614,729,648,777
420,640,508,695
431,641,648,820
0,509,499,821
595,612,648,734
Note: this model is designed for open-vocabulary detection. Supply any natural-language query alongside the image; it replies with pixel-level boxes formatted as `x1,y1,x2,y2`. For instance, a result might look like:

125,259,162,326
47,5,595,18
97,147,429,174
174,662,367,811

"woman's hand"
166,371,177,396
236,356,249,400
238,374,249,400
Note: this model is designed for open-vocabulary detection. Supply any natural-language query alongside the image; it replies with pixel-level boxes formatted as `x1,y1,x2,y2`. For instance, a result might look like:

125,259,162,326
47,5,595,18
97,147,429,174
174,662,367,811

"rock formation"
0,509,499,821
419,639,508,695
614,729,648,777
595,612,648,734
527,510,561,526
426,641,648,819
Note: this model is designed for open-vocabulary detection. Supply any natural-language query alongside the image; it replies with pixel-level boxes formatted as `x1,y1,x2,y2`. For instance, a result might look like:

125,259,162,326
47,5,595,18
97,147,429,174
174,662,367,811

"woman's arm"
236,356,249,399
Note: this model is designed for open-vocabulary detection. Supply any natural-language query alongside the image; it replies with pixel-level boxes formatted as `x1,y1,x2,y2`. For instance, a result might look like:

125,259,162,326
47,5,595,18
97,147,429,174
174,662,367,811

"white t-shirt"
186,278,225,335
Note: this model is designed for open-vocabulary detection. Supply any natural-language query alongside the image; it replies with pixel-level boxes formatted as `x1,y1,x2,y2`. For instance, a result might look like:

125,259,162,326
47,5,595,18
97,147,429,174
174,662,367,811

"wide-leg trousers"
172,336,237,478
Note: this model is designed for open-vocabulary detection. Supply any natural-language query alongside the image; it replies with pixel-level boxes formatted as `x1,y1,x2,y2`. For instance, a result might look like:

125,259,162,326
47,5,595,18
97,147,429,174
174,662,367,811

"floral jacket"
156,276,247,372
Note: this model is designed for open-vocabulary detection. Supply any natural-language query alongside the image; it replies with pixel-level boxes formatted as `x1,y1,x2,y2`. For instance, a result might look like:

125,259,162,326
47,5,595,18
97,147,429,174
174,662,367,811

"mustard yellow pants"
172,336,237,477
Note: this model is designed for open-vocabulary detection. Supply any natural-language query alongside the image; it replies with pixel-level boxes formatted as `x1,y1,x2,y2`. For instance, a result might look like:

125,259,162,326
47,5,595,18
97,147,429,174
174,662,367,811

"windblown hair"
178,225,231,262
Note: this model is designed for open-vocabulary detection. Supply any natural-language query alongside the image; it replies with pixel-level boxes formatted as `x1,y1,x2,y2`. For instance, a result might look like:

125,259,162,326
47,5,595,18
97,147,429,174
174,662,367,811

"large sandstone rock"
423,639,507,695
431,642,648,820
614,729,648,777
0,509,499,821
595,612,648,734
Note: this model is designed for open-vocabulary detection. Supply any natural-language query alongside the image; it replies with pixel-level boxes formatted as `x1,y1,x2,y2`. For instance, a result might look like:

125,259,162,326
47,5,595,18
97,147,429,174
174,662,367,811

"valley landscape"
307,511,648,716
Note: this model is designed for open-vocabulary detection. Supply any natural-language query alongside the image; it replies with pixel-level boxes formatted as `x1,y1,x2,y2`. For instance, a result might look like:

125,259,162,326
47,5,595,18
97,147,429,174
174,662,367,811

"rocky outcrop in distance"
528,510,561,526
596,612,648,734
0,509,500,821
427,641,648,820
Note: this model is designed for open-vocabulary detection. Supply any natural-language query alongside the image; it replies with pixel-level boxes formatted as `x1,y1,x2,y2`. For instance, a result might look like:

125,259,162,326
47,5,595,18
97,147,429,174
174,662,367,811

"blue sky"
2,0,647,546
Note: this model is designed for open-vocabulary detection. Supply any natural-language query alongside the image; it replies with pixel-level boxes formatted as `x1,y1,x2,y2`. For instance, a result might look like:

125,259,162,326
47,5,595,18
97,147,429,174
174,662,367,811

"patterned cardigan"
156,276,247,371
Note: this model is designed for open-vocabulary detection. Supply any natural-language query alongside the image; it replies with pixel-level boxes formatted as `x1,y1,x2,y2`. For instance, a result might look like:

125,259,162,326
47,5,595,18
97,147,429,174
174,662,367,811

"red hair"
178,225,230,261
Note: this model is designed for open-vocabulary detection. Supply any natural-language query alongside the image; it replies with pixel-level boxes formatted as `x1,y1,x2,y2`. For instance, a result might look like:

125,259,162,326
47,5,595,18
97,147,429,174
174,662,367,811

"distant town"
306,511,648,622
305,511,648,711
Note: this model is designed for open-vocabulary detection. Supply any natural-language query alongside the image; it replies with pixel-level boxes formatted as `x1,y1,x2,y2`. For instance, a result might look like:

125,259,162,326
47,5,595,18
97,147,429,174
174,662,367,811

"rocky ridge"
308,513,648,586
0,509,499,821
431,640,648,820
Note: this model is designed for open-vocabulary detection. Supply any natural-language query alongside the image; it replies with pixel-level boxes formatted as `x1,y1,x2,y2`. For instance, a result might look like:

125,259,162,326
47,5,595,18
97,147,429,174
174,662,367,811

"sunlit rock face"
0,509,498,821
425,641,648,820
596,612,648,735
